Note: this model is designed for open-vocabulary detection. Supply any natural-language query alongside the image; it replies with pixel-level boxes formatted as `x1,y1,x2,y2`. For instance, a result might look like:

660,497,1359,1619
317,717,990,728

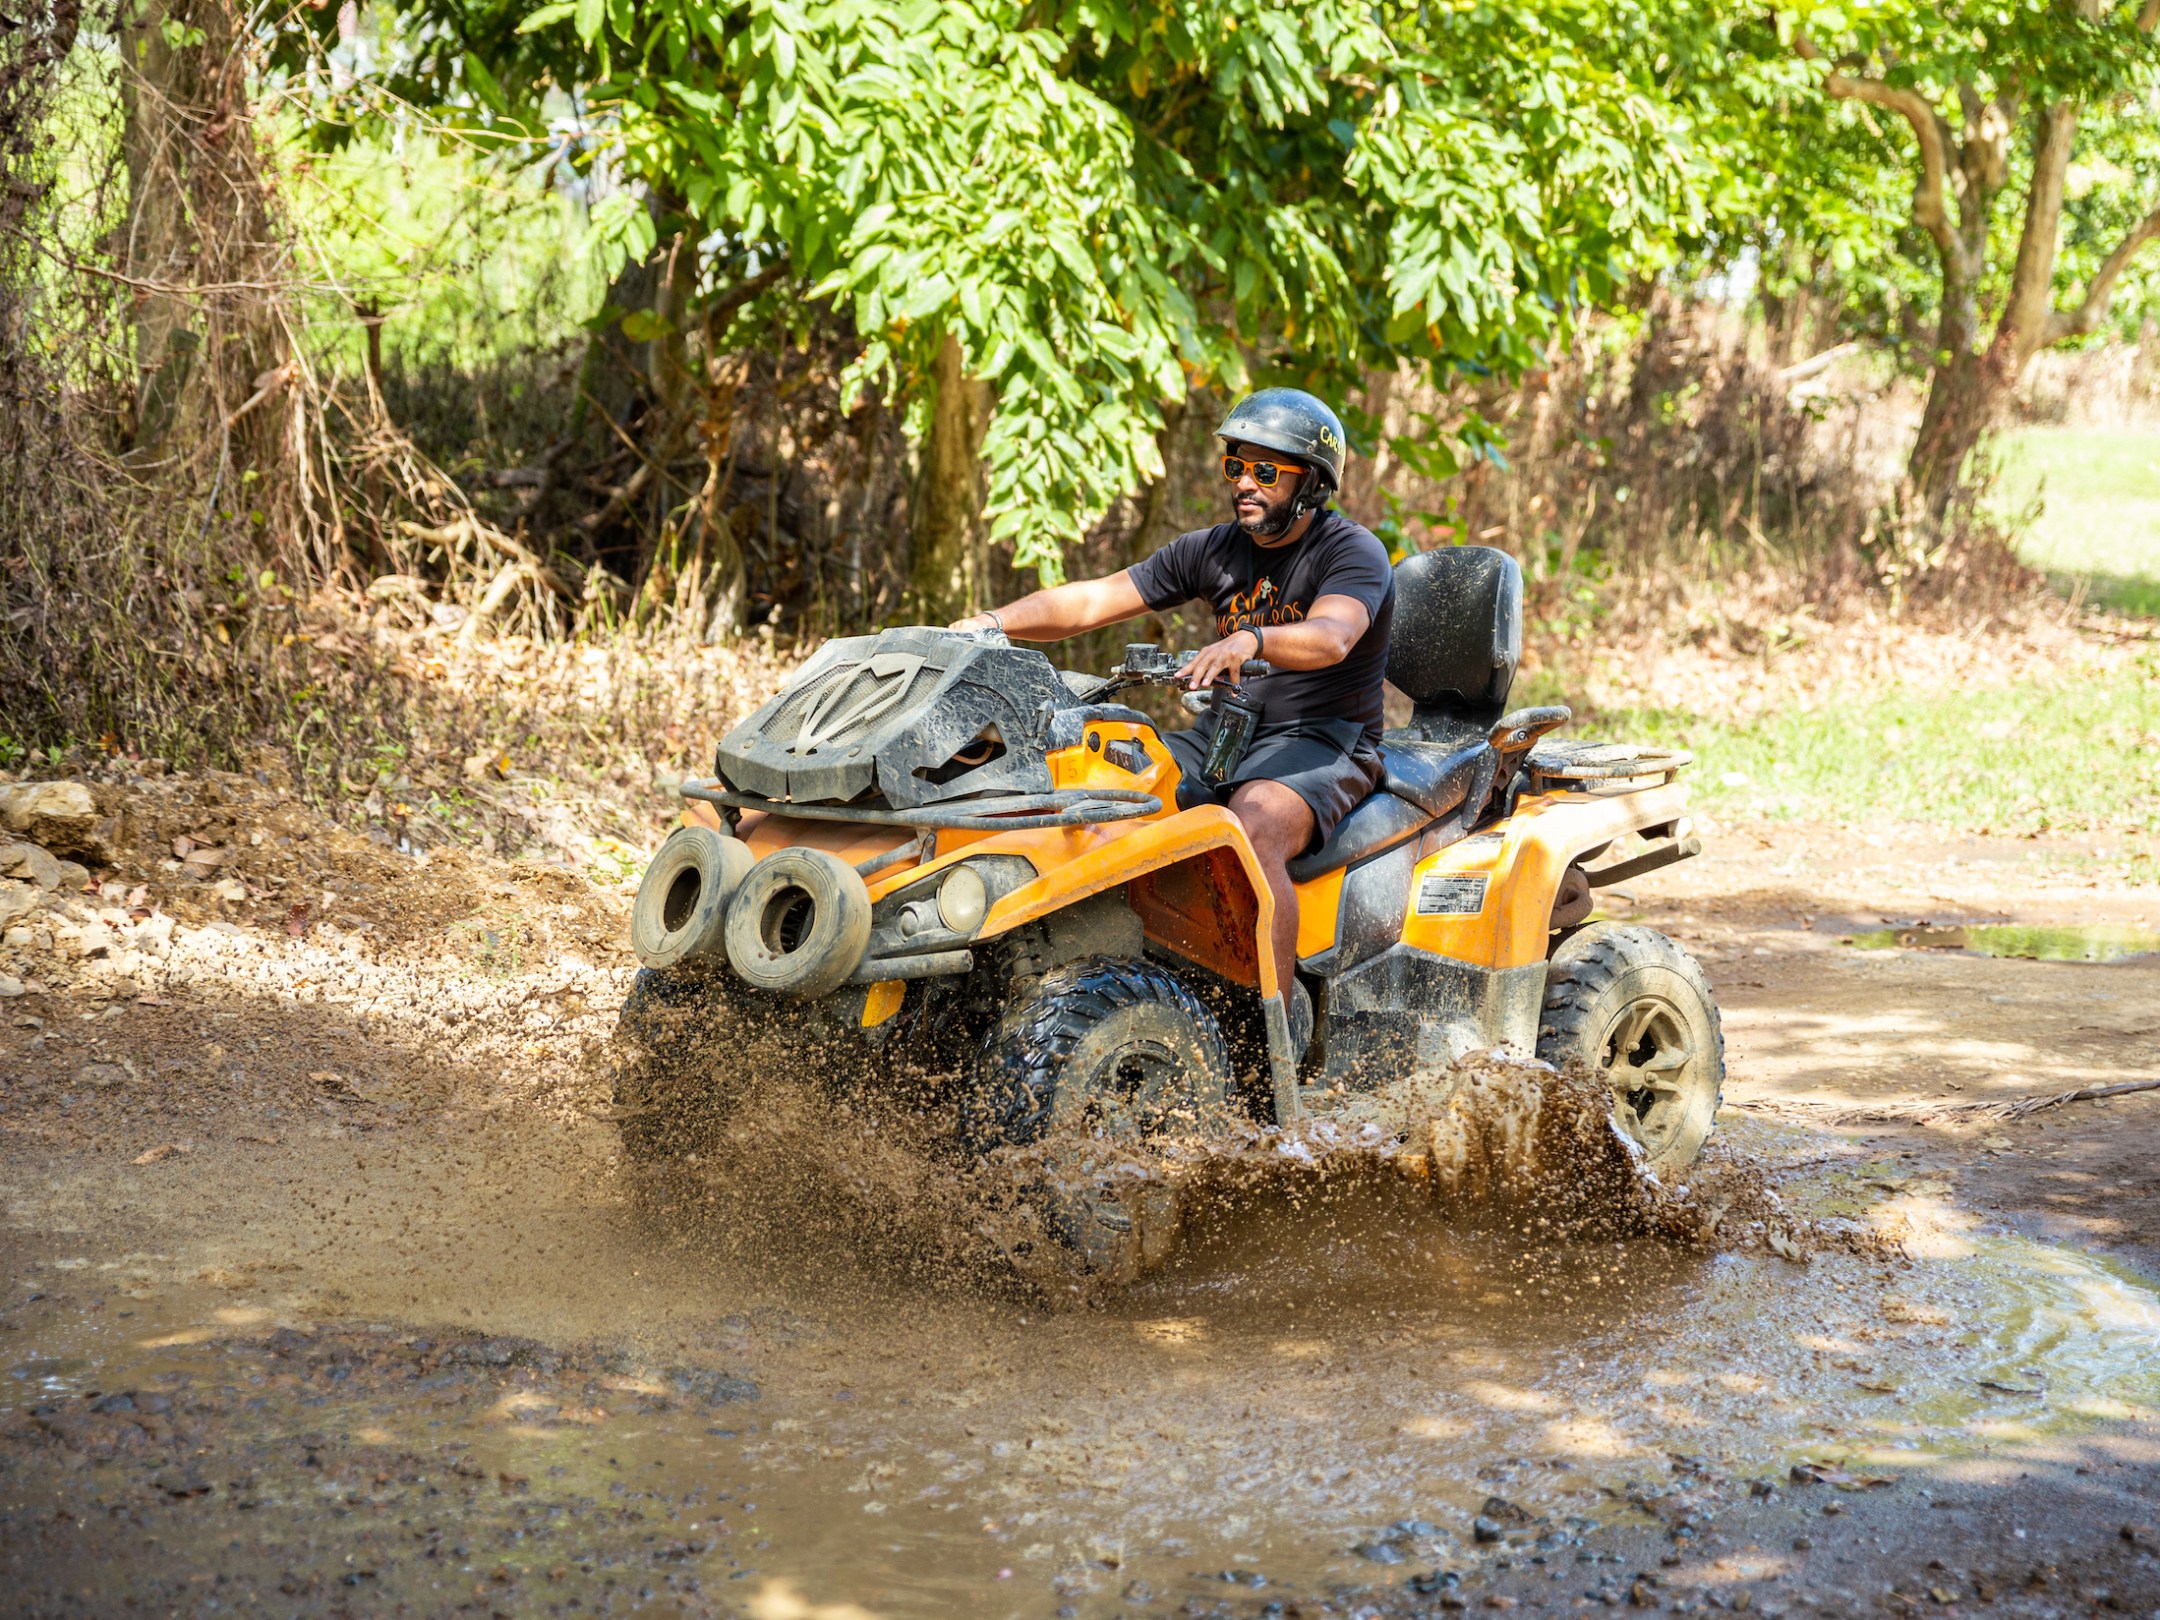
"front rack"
681,779,1161,832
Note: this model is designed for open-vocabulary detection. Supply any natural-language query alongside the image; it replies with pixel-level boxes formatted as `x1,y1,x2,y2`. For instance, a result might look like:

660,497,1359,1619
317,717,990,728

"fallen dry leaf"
132,1143,189,1165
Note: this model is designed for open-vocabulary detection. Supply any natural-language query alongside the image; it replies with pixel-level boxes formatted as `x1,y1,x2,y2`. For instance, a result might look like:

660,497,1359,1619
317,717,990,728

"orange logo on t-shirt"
1218,577,1306,638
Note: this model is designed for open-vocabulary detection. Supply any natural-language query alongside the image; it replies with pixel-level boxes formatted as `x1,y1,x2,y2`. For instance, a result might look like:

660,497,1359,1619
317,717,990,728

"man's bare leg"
1225,779,1315,1014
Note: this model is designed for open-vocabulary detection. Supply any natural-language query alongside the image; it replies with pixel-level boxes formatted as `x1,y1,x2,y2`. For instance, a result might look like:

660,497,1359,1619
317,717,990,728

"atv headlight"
936,865,988,934
873,855,1034,947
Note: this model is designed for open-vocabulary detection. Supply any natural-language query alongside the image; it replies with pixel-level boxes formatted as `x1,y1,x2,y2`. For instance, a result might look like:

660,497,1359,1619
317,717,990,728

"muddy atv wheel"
1537,922,1724,1174
965,957,1232,1150
609,969,749,1162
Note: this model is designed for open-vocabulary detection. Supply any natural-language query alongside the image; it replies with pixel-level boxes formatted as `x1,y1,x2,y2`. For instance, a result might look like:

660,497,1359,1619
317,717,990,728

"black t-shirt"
1127,509,1396,748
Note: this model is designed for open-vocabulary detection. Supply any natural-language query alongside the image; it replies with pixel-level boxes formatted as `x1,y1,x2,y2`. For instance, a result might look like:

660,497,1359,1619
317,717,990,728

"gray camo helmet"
1216,388,1347,490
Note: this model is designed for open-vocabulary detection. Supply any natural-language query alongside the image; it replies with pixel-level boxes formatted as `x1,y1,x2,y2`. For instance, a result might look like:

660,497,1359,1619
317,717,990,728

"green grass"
1992,428,2160,617
1607,659,2159,837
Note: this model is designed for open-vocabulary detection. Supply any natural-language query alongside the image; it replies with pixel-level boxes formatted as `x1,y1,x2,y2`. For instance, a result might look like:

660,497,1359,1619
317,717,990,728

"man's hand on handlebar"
1179,628,1265,690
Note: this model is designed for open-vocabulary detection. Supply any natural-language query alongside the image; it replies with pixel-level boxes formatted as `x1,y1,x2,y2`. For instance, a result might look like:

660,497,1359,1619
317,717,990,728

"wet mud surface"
4,803,2160,1617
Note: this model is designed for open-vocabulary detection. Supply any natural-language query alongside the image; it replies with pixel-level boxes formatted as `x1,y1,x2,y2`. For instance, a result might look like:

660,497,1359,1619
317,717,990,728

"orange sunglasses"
1221,454,1306,488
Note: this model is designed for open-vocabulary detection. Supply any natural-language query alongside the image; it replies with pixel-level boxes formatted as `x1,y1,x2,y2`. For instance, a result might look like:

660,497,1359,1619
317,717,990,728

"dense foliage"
295,0,1716,582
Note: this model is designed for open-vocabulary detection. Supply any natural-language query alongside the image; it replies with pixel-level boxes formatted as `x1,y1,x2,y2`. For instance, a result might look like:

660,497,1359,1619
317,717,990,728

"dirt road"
2,784,2157,1618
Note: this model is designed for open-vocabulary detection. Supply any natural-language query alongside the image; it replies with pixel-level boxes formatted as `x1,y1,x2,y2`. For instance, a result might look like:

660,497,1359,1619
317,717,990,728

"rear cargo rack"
1525,740,1693,794
682,779,1160,831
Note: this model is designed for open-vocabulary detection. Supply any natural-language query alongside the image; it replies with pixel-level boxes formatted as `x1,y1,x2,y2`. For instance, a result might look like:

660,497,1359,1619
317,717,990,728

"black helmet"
1216,388,1347,491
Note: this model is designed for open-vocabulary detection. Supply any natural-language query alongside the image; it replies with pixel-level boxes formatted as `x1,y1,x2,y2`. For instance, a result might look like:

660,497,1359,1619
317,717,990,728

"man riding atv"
617,381,1719,1285
951,389,1386,1056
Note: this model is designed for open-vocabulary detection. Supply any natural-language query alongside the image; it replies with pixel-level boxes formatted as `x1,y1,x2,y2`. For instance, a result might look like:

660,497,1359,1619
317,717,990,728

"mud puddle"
9,1098,2160,1618
1843,920,2160,962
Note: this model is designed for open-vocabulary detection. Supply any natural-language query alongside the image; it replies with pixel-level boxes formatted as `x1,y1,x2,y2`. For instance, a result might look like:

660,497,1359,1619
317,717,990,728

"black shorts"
1163,715,1384,853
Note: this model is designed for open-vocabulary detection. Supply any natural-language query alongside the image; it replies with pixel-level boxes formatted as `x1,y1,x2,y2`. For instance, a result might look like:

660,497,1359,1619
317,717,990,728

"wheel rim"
1594,992,1706,1160
1080,1038,1189,1139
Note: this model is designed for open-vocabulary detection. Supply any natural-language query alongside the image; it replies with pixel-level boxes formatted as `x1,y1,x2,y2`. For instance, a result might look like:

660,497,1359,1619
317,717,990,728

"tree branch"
2004,101,2078,364
2047,199,2160,343
701,257,792,355
1795,31,1970,280
2139,0,2159,34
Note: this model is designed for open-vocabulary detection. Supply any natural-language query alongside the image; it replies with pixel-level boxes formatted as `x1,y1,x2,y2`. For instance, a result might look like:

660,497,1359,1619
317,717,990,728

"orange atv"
614,546,1720,1243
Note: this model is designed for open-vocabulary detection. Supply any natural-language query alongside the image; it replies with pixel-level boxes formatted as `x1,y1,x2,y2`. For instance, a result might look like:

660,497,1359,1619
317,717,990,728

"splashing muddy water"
7,1047,2160,1617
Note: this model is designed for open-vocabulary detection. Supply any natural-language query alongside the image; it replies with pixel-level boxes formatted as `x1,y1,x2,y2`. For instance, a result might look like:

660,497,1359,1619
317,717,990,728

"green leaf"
461,50,508,112
515,0,577,33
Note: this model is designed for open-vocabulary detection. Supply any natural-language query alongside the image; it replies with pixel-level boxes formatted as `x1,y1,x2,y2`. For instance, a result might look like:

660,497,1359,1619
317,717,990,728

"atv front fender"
970,804,1281,1000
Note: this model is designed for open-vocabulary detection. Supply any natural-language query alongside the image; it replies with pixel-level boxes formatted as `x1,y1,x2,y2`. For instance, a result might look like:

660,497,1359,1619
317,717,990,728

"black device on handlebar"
1199,681,1264,785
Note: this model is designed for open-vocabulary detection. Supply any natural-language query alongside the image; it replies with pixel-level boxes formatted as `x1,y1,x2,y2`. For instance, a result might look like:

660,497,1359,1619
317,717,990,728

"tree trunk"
119,0,200,452
697,354,751,641
1908,267,2008,515
570,190,665,453
2003,103,2076,368
112,0,288,494
908,331,995,621
1910,339,2013,517
649,229,696,415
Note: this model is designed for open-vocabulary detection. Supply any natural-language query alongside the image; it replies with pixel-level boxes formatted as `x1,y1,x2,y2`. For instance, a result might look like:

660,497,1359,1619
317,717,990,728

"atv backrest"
1385,544,1521,743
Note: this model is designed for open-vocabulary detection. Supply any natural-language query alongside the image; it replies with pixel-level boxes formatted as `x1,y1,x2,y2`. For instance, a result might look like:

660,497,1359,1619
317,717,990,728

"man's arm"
950,570,1150,640
1179,593,1371,689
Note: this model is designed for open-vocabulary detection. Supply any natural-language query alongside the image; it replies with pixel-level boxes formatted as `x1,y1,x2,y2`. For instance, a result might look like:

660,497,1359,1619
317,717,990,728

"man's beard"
1234,492,1299,538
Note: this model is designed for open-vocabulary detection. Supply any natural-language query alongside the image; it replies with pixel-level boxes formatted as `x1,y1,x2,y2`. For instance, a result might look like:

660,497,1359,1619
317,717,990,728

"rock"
0,882,36,926
55,861,89,891
0,975,22,997
0,782,110,862
0,842,63,888
1354,1540,1406,1563
211,877,247,903
1474,1496,1539,1542
663,1367,760,1405
74,1063,128,1090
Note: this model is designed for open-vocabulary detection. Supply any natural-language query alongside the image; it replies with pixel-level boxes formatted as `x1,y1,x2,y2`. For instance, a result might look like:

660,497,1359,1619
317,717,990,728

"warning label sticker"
1415,872,1490,916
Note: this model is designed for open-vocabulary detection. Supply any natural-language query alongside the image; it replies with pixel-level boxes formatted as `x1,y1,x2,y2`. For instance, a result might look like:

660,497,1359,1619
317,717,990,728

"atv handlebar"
1084,642,1268,702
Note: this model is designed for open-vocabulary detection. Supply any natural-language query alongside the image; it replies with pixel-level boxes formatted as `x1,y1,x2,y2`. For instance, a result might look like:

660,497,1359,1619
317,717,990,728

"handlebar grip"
1239,660,1272,677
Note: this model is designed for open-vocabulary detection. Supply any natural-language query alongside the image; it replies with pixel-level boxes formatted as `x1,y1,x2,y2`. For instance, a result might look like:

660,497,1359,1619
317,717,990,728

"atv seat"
1285,740,1493,882
1285,546,1524,882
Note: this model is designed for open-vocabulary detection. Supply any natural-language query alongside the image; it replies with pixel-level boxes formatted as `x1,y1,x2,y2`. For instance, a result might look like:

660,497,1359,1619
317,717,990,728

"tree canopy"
312,0,1715,586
